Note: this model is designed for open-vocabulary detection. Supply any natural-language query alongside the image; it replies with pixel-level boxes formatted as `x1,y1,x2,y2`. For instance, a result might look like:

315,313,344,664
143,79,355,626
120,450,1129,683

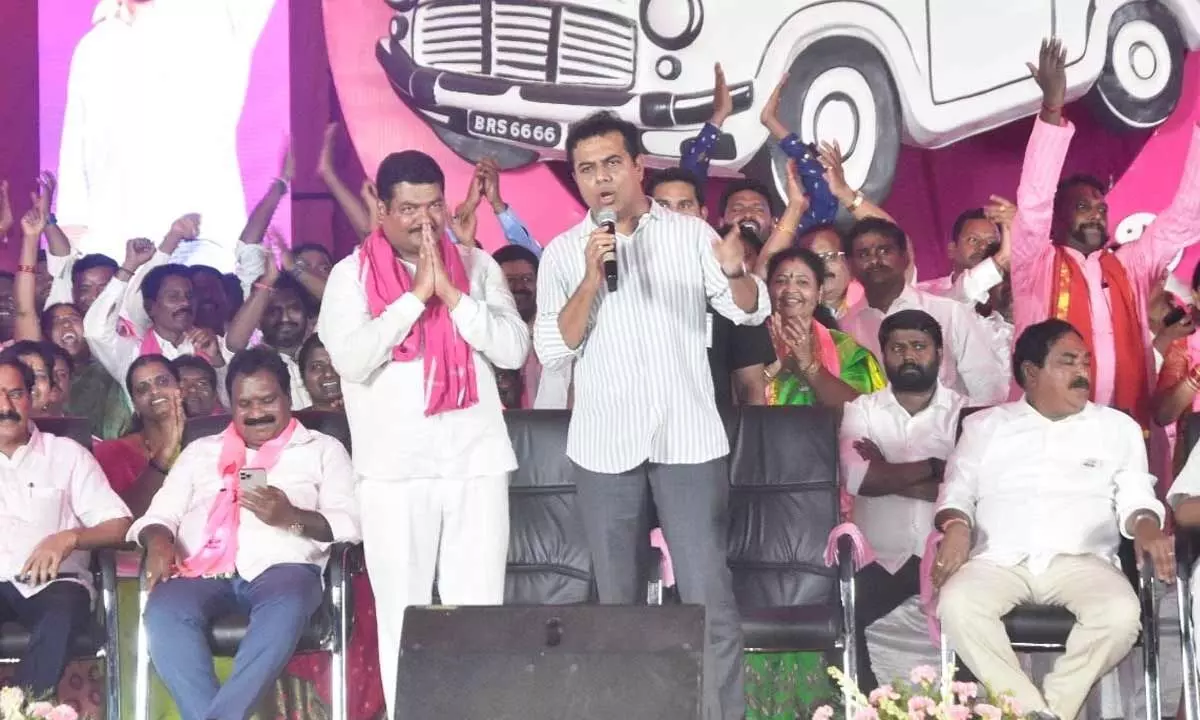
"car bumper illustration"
376,37,752,160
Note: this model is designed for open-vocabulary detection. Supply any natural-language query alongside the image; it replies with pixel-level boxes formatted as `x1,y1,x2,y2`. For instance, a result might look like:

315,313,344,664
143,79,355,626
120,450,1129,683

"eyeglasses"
816,251,845,262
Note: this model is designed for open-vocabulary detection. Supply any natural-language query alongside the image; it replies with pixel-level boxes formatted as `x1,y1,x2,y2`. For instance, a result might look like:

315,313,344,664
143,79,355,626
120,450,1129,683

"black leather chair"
938,407,1162,719
503,410,596,604
135,413,362,720
725,405,857,709
1174,414,1200,719
0,417,116,713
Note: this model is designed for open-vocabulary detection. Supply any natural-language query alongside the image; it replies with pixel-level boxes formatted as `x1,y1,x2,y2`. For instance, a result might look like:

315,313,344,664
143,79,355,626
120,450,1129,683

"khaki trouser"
937,555,1140,719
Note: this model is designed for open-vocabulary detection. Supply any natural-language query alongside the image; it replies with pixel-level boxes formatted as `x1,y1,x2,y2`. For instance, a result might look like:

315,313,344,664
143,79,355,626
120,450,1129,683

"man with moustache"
133,347,359,720
1011,39,1200,431
839,309,964,690
42,302,132,438
933,319,1176,720
648,167,774,405
493,244,570,408
297,334,342,413
319,150,528,716
536,111,767,720
227,258,316,409
0,358,132,696
841,218,1008,405
171,354,223,417
83,237,230,398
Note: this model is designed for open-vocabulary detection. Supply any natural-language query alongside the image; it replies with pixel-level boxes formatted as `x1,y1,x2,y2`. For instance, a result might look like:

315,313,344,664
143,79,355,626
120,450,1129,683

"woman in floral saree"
746,245,885,720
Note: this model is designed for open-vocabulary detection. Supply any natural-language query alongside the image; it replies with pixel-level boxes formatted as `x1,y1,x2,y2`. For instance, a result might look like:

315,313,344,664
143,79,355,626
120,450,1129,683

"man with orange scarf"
1011,39,1200,441
317,150,530,717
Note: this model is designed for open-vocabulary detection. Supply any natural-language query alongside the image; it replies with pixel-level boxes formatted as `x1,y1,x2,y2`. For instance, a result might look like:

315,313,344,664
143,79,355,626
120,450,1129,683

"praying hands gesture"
769,313,818,376
413,224,462,308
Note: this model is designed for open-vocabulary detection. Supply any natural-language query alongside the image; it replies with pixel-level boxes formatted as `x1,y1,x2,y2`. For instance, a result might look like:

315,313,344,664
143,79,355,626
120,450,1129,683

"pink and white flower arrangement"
0,688,83,720
811,665,1024,719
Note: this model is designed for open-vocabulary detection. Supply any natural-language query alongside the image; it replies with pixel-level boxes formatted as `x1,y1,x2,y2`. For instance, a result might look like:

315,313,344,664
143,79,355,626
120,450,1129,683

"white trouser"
359,474,510,716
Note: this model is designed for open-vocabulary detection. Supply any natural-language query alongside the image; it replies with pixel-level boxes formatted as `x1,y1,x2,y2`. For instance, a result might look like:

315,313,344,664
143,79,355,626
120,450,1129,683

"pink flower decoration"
868,685,900,705
1000,695,1022,715
909,665,939,686
46,705,79,720
950,681,978,701
974,703,1003,720
908,695,938,717
946,704,971,720
812,705,835,720
27,701,55,718
853,708,880,720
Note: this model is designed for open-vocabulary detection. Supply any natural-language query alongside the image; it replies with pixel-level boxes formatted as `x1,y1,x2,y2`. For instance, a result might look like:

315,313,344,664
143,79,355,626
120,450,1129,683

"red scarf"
1049,247,1149,428
176,418,298,578
358,228,478,416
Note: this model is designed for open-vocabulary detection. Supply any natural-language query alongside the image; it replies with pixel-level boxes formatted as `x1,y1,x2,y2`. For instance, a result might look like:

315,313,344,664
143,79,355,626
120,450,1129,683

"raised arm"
316,255,427,384
239,145,292,247
225,253,280,351
15,200,46,341
754,159,808,278
83,238,157,384
318,123,372,240
0,181,11,244
1011,39,1072,269
678,63,733,182
475,157,543,256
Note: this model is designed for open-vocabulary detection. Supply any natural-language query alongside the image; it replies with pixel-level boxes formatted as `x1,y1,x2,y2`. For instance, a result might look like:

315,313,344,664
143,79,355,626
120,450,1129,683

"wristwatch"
846,191,865,211
46,213,58,226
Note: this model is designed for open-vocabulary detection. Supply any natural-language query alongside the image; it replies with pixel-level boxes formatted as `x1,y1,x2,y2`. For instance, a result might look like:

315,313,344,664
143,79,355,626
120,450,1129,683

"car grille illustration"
412,0,636,88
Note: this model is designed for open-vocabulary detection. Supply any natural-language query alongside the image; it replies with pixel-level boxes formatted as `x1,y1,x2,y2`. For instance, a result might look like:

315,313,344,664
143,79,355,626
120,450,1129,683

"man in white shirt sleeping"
931,318,1176,720
130,347,360,720
0,358,132,695
318,150,529,716
840,309,965,690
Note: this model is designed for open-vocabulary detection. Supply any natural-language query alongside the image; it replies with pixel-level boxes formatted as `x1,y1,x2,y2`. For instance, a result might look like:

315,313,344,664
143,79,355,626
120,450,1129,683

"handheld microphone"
597,208,618,292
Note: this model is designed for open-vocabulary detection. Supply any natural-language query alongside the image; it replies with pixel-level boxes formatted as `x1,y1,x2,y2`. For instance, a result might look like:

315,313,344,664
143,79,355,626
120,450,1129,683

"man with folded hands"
0,358,131,695
130,347,360,720
932,318,1175,720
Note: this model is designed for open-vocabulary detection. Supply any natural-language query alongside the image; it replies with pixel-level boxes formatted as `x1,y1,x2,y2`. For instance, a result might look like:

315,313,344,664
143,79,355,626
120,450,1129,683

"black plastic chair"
725,405,857,710
134,413,363,720
502,410,596,605
937,407,1162,719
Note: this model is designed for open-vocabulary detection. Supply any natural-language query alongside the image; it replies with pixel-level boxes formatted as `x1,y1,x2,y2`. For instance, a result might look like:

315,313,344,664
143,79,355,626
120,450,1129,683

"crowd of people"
0,38,1198,720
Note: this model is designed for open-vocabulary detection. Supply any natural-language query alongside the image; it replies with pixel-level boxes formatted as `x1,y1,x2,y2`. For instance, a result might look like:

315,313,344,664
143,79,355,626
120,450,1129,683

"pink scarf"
176,418,299,578
138,328,212,364
1188,331,1200,412
359,227,477,416
812,321,841,377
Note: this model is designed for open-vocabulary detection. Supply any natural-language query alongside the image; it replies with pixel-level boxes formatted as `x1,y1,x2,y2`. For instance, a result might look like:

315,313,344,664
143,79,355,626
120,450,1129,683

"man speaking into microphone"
534,112,769,720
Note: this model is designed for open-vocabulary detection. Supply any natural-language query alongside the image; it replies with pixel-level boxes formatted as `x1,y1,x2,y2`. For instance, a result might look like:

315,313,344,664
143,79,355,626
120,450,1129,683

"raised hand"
713,224,748,276
985,195,1016,270
186,327,224,366
148,390,185,467
783,159,810,215
124,237,157,270
818,140,854,203
35,172,56,217
167,214,201,243
759,73,790,141
318,123,339,179
1027,38,1067,122
265,226,290,276
451,201,478,249
20,195,46,238
710,63,733,128
279,137,295,185
0,180,12,237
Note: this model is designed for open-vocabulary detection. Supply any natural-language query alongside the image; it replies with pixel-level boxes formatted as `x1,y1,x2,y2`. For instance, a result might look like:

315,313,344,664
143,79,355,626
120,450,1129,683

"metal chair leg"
1180,578,1199,720
330,571,350,720
939,631,955,701
1139,565,1163,720
134,585,152,720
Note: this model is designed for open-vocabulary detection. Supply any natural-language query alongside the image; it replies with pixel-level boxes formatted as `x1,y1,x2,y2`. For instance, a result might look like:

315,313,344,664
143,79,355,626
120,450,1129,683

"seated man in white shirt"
840,309,965,690
932,318,1176,720
83,238,229,392
0,358,132,695
130,347,360,720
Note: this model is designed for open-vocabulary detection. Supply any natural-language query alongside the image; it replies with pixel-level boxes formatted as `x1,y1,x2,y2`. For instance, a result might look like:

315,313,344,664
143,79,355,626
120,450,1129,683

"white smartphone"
239,468,268,491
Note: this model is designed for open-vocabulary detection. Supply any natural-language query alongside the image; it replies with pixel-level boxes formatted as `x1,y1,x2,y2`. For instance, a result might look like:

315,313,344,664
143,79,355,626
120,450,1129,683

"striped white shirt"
534,201,770,474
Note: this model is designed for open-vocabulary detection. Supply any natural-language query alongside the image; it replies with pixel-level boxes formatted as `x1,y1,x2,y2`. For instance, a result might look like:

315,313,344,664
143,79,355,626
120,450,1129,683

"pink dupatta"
358,228,478,416
176,418,299,578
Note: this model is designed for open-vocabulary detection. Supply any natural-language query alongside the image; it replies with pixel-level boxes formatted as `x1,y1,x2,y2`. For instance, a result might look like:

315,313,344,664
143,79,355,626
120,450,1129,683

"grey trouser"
574,457,745,720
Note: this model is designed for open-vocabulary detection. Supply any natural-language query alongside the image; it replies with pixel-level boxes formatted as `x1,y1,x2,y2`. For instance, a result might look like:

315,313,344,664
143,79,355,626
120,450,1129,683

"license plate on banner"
468,111,561,148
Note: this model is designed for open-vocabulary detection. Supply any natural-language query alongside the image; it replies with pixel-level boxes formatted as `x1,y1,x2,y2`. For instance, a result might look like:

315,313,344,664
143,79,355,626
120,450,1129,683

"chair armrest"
326,542,363,588
92,548,120,635
1178,530,1200,581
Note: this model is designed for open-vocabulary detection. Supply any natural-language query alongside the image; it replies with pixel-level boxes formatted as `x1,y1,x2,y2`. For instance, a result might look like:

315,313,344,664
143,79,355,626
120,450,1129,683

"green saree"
746,326,884,719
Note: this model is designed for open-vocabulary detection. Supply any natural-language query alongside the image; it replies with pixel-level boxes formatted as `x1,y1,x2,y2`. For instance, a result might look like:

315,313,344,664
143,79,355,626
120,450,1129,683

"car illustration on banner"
375,0,1200,203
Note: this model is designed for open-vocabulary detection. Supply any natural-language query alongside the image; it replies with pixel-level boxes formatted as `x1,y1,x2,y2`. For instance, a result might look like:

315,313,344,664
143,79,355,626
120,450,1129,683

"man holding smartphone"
129,347,361,720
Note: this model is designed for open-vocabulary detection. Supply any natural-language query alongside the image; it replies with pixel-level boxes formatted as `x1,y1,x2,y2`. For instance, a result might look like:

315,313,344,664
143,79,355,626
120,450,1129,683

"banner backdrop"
325,1,1198,284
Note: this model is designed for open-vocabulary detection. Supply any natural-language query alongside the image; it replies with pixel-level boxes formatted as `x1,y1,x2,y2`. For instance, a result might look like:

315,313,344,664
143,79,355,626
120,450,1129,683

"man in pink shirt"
1011,38,1200,432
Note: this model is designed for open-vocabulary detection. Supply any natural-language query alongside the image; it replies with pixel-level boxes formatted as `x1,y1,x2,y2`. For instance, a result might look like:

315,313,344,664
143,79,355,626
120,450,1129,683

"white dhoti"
359,473,510,715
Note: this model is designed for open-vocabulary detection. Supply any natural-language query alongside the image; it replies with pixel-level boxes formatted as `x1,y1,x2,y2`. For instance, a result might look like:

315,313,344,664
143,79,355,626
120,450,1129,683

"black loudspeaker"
396,605,705,720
